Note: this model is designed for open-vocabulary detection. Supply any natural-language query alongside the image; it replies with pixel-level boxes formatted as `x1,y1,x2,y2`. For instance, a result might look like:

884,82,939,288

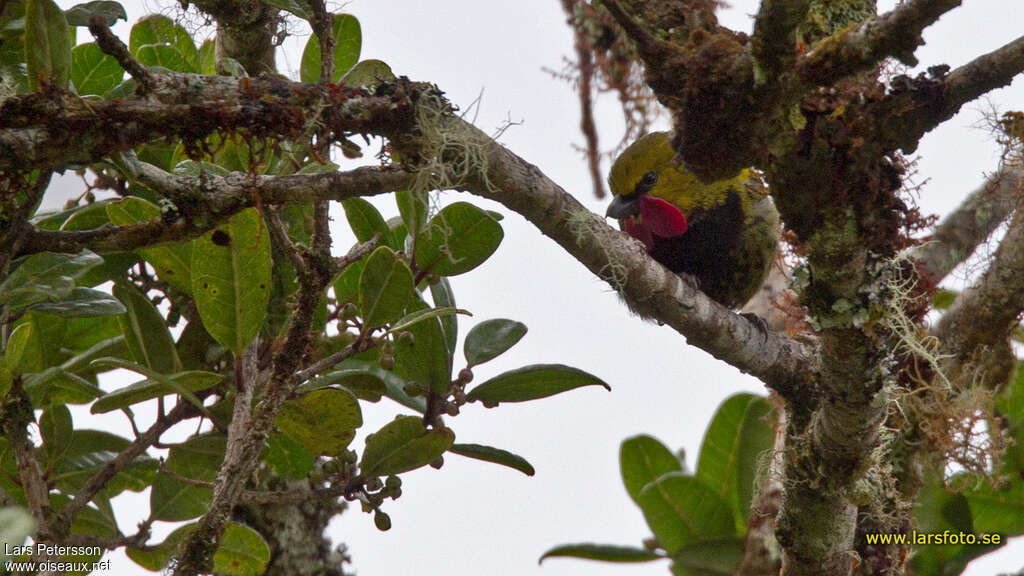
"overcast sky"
41,1,1024,575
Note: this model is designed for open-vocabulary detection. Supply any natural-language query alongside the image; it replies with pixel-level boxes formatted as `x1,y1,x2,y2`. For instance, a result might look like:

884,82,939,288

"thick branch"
934,197,1024,388
752,0,812,76
797,0,962,86
16,166,412,257
879,34,1024,153
913,165,1022,284
411,117,815,399
0,75,422,171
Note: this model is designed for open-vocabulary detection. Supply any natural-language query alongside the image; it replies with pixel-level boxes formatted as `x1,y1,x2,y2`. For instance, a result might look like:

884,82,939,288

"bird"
605,131,780,309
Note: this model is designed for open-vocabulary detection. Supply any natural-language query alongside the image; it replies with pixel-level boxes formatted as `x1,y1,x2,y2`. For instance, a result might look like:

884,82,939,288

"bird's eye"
635,170,658,194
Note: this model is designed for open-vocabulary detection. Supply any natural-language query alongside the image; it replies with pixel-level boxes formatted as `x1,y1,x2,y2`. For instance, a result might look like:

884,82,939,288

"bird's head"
605,132,689,250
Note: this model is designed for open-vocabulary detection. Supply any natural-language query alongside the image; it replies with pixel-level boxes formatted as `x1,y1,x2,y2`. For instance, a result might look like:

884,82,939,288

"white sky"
37,1,1024,575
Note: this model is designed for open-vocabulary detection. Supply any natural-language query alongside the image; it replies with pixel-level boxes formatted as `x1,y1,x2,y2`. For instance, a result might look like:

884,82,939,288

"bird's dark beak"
606,195,640,220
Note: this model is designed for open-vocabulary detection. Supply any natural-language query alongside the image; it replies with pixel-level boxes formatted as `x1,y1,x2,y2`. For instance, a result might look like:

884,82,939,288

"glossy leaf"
0,250,101,312
670,538,745,576
299,13,360,82
265,433,314,479
466,364,610,407
342,198,390,245
414,202,503,276
620,434,682,503
332,259,363,305
635,473,736,554
464,318,527,367
393,297,450,395
360,415,454,477
128,14,197,71
358,246,413,329
449,443,535,476
136,43,193,72
28,287,125,317
63,1,126,26
90,357,207,414
114,282,181,374
25,0,71,90
107,197,193,293
389,306,468,333
696,393,774,530
5,323,33,375
13,310,66,373
300,368,386,402
539,544,663,565
192,208,272,354
334,359,426,412
276,388,362,456
24,368,102,405
91,371,221,414
428,278,458,356
340,58,395,88
70,42,122,95
40,404,73,463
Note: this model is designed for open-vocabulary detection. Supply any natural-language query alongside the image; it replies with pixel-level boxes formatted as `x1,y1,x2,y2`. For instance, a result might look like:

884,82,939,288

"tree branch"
878,34,1024,154
752,0,812,77
797,0,962,86
88,17,155,90
400,114,816,400
913,164,1022,285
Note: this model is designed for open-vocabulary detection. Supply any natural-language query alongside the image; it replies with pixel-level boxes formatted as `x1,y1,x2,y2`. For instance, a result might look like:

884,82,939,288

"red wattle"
624,196,688,251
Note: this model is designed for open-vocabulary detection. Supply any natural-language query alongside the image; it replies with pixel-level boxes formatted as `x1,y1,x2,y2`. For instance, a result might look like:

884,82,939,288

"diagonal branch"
878,34,1024,154
797,0,962,86
913,164,1022,285
403,115,816,400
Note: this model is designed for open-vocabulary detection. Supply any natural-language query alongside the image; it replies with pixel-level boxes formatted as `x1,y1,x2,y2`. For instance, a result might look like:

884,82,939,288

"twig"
87,17,156,90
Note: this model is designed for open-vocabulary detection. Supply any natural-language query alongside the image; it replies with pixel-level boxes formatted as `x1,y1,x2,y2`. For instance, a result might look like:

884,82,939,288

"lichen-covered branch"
878,34,1024,154
189,0,279,76
397,113,816,400
15,166,412,258
913,165,1022,284
797,0,962,86
934,198,1024,389
752,0,812,76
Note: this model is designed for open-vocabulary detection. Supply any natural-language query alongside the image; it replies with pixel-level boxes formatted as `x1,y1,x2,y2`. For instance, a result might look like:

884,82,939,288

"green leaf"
213,523,271,576
63,1,126,27
359,415,454,477
91,371,221,414
5,322,33,375
90,357,208,414
932,288,958,311
334,359,426,412
0,250,101,312
428,278,457,356
332,259,363,305
0,507,36,563
342,198,391,244
192,208,272,354
276,388,362,456
40,403,73,464
13,310,66,372
449,443,535,476
150,434,225,521
964,479,1024,535
635,473,736,554
670,538,745,576
114,282,181,374
107,197,193,293
136,43,193,72
464,318,527,367
395,189,428,246
389,306,468,333
128,14,197,71
299,368,386,402
70,42,123,95
128,521,267,575
620,434,682,504
393,297,451,395
264,433,314,479
539,543,663,564
466,364,610,407
299,13,361,82
696,393,774,530
358,246,413,329
340,58,395,88
414,202,503,276
173,159,230,178
198,39,215,75
24,368,102,405
260,0,310,19
28,287,126,317
25,0,71,90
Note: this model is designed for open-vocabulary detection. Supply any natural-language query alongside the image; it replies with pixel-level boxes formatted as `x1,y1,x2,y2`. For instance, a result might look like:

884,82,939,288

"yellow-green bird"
605,132,779,309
